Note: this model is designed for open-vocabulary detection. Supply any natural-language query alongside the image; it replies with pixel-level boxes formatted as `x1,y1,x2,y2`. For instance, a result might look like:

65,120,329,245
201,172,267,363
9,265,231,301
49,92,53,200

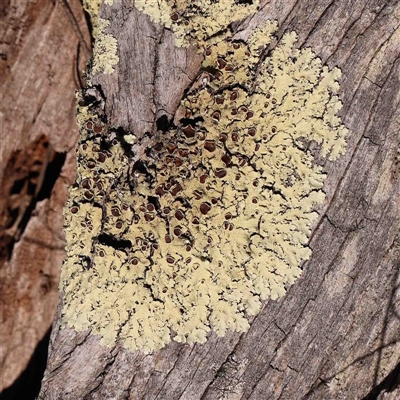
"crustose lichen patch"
83,0,119,75
61,18,348,353
135,0,260,47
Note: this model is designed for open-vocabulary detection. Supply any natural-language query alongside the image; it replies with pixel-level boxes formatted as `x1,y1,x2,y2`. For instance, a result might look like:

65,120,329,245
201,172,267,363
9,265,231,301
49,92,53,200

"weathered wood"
0,0,90,393
39,0,399,399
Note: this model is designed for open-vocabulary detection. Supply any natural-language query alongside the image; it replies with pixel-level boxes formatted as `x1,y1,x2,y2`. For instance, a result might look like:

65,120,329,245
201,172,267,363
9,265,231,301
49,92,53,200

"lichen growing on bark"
60,15,348,353
135,0,259,47
83,0,118,74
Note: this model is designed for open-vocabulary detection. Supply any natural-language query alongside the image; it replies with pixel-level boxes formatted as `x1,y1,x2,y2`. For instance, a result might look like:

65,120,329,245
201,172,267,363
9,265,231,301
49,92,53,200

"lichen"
61,20,348,353
134,0,259,47
83,0,118,74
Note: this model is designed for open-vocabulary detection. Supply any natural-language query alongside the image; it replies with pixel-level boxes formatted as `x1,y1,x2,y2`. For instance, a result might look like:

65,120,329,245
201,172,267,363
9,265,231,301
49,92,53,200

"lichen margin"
83,0,119,75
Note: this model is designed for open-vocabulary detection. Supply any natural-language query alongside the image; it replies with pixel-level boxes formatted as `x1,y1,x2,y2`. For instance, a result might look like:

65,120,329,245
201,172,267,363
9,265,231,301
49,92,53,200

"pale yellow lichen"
82,0,102,36
83,0,119,74
92,18,119,74
75,92,93,129
61,20,348,353
134,0,259,47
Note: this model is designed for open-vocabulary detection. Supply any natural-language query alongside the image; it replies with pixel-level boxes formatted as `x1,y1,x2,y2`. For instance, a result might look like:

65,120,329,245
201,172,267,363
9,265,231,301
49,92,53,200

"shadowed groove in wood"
0,328,51,400
0,0,91,392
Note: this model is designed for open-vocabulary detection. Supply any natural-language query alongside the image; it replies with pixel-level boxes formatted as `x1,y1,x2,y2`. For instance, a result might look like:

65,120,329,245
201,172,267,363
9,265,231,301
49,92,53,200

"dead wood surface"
0,0,90,393
39,0,399,399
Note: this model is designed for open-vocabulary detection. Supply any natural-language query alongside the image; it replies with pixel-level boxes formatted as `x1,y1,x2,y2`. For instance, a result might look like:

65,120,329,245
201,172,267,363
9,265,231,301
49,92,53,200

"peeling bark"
0,0,90,394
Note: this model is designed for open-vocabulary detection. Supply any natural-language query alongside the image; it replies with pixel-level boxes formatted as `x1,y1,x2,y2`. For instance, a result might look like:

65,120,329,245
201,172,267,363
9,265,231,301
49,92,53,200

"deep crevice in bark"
0,136,66,262
363,361,400,399
0,327,51,400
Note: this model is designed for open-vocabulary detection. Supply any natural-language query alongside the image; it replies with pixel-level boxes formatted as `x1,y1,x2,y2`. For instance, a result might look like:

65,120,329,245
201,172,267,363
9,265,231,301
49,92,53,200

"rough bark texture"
0,0,90,395
39,0,399,399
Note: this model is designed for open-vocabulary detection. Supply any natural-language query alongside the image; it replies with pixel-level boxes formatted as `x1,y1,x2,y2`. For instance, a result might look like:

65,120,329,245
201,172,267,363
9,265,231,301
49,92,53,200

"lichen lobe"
61,14,348,353
83,0,119,75
135,0,260,47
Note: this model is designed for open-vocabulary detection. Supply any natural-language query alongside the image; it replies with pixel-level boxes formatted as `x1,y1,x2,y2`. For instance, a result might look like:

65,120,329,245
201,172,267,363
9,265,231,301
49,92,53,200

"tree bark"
39,0,399,399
